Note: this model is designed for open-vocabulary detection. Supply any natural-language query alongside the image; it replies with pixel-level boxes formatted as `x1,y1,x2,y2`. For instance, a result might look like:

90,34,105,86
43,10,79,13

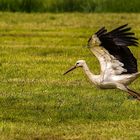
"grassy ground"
0,12,140,140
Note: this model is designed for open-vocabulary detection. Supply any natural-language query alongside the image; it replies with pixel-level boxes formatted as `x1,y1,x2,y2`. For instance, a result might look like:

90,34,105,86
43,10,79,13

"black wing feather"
95,27,107,37
95,24,139,74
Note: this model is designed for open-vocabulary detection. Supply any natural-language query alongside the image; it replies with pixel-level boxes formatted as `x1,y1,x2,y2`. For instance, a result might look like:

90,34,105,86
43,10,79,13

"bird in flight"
64,24,140,100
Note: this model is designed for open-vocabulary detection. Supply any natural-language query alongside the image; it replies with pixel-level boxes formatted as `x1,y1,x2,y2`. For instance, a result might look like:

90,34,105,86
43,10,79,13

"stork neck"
82,63,95,82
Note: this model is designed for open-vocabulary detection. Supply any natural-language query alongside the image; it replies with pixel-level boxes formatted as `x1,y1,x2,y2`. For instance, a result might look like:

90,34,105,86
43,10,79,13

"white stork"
64,24,140,100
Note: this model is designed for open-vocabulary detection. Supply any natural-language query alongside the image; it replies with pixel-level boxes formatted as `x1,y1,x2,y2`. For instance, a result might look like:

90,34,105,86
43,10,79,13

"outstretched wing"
88,24,138,75
89,47,127,76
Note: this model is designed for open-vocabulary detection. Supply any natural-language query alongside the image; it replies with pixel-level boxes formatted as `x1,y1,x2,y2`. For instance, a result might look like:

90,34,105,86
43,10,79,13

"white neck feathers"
82,62,98,84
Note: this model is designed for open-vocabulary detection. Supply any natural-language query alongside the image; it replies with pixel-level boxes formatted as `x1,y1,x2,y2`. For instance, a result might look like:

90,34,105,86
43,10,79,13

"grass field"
0,12,140,140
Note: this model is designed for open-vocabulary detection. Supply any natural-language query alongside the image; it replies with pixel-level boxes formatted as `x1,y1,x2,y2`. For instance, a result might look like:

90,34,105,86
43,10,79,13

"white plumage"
64,24,140,100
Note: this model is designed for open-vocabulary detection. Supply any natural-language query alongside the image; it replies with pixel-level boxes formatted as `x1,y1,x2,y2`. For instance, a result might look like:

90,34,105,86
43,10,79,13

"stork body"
64,24,140,100
79,60,140,88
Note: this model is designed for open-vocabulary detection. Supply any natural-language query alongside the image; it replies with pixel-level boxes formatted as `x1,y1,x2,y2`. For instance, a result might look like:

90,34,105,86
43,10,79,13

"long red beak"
63,66,76,75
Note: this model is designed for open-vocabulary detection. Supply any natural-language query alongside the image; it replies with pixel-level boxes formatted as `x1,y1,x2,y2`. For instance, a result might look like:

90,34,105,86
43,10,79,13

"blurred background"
0,0,140,13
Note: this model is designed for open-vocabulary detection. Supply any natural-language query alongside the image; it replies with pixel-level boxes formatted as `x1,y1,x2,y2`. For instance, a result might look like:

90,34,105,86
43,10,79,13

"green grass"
0,12,140,139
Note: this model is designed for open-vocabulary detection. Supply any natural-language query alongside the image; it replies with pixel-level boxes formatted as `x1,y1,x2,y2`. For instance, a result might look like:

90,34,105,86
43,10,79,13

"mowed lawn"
0,12,140,140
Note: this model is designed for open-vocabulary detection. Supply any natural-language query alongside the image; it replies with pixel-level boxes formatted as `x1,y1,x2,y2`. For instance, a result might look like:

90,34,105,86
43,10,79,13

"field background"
0,12,140,139
0,0,140,13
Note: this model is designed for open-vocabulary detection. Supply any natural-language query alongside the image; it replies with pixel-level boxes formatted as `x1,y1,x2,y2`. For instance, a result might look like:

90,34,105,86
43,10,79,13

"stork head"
88,34,101,47
63,60,85,75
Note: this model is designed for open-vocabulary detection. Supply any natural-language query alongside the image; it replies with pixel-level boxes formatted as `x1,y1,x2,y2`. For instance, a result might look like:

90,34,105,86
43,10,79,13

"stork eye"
76,62,79,65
